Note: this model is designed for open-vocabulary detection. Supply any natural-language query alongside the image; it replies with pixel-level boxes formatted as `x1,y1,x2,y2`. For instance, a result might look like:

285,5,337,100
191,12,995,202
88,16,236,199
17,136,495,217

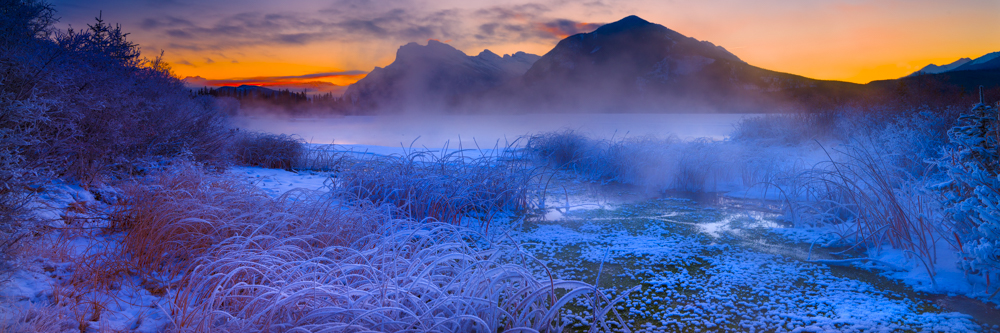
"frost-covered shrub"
1,0,231,185
1,0,234,267
934,102,1000,273
525,130,589,169
731,112,844,145
869,107,960,178
0,93,42,248
527,132,667,183
229,131,306,170
337,149,531,230
0,0,58,259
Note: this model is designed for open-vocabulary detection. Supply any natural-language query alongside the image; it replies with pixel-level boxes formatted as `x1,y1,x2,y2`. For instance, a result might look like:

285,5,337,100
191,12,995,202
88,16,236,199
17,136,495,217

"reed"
90,163,615,332
336,143,532,232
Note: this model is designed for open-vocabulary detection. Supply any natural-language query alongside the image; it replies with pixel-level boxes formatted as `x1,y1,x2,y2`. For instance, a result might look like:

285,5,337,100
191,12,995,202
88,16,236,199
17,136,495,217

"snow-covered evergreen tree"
936,100,1000,273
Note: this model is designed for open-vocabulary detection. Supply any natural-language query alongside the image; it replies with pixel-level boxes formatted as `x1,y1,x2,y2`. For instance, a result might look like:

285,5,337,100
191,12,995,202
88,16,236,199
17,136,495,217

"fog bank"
232,113,755,148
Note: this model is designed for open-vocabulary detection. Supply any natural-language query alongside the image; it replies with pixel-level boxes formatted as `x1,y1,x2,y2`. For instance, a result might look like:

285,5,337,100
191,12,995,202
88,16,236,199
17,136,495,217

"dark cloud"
141,1,600,52
140,16,194,30
166,29,193,38
281,71,368,80
274,33,321,45
582,1,610,8
471,4,603,43
174,59,194,66
167,43,203,51
478,23,498,36
181,70,368,86
538,19,603,38
473,3,551,20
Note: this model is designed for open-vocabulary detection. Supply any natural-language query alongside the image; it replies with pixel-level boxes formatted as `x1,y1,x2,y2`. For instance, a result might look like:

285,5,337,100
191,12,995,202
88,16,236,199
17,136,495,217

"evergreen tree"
936,99,1000,272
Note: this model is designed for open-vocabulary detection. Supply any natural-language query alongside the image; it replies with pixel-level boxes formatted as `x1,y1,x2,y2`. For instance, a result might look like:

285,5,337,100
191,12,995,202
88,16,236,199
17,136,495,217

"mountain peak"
396,40,467,63
477,49,501,61
592,15,653,35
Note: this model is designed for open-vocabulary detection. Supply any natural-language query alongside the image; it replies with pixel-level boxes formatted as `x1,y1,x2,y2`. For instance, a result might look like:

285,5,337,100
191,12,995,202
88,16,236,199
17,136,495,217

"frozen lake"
232,113,756,148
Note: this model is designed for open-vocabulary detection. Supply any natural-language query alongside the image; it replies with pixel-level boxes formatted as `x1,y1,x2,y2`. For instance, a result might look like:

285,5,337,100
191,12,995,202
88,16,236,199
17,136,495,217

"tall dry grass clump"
797,142,943,281
730,112,844,146
102,164,377,280
167,222,619,332
88,165,618,332
336,147,533,231
229,132,306,170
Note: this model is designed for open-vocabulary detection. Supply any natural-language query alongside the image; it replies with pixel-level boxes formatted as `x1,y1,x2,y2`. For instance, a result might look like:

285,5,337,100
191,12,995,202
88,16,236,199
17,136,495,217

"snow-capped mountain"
907,58,972,77
952,51,1000,72
907,51,1000,77
343,40,540,111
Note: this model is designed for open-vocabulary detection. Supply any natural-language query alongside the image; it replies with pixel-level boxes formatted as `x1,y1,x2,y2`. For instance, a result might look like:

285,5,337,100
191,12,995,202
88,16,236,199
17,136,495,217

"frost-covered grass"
337,146,534,232
730,112,846,145
1,156,624,332
800,142,944,282
229,132,307,170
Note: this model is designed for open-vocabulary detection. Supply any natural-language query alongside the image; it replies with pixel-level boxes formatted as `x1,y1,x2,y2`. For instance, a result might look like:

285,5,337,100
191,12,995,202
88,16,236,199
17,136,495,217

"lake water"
232,113,757,148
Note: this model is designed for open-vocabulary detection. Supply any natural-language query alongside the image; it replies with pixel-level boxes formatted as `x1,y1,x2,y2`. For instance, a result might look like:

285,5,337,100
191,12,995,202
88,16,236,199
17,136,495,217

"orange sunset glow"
49,0,1000,87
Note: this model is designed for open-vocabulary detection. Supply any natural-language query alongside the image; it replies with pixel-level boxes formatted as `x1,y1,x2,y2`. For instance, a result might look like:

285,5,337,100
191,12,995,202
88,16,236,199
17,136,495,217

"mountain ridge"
343,40,540,111
514,15,860,112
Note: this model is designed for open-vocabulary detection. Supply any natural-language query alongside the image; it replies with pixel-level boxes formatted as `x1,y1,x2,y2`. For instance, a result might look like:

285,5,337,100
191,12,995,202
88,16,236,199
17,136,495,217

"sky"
49,0,1000,90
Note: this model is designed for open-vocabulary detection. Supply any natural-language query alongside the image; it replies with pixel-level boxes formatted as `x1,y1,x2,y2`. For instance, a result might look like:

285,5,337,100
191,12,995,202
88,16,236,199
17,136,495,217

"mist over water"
232,113,756,148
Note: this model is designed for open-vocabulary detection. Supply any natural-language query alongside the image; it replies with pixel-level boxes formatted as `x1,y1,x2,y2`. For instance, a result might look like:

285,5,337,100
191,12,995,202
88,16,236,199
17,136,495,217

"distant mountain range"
186,15,1000,113
908,52,1000,77
345,16,871,113
907,58,972,77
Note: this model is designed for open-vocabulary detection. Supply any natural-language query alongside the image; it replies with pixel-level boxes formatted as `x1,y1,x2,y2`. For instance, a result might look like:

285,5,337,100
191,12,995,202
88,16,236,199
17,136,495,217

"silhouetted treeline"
194,86,353,115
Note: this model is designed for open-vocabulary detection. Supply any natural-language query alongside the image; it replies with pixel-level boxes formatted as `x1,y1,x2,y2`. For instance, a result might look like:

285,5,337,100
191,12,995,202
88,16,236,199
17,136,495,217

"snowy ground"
226,164,1000,331
521,191,987,332
3,158,999,332
0,181,172,332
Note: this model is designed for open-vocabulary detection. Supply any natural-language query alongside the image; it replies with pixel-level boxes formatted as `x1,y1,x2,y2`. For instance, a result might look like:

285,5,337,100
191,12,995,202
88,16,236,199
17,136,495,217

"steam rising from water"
232,113,755,148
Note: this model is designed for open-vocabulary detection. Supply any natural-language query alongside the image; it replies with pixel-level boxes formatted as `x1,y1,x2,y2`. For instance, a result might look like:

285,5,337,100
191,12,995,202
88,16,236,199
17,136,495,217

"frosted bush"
1,0,231,185
229,132,305,170
730,112,844,145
